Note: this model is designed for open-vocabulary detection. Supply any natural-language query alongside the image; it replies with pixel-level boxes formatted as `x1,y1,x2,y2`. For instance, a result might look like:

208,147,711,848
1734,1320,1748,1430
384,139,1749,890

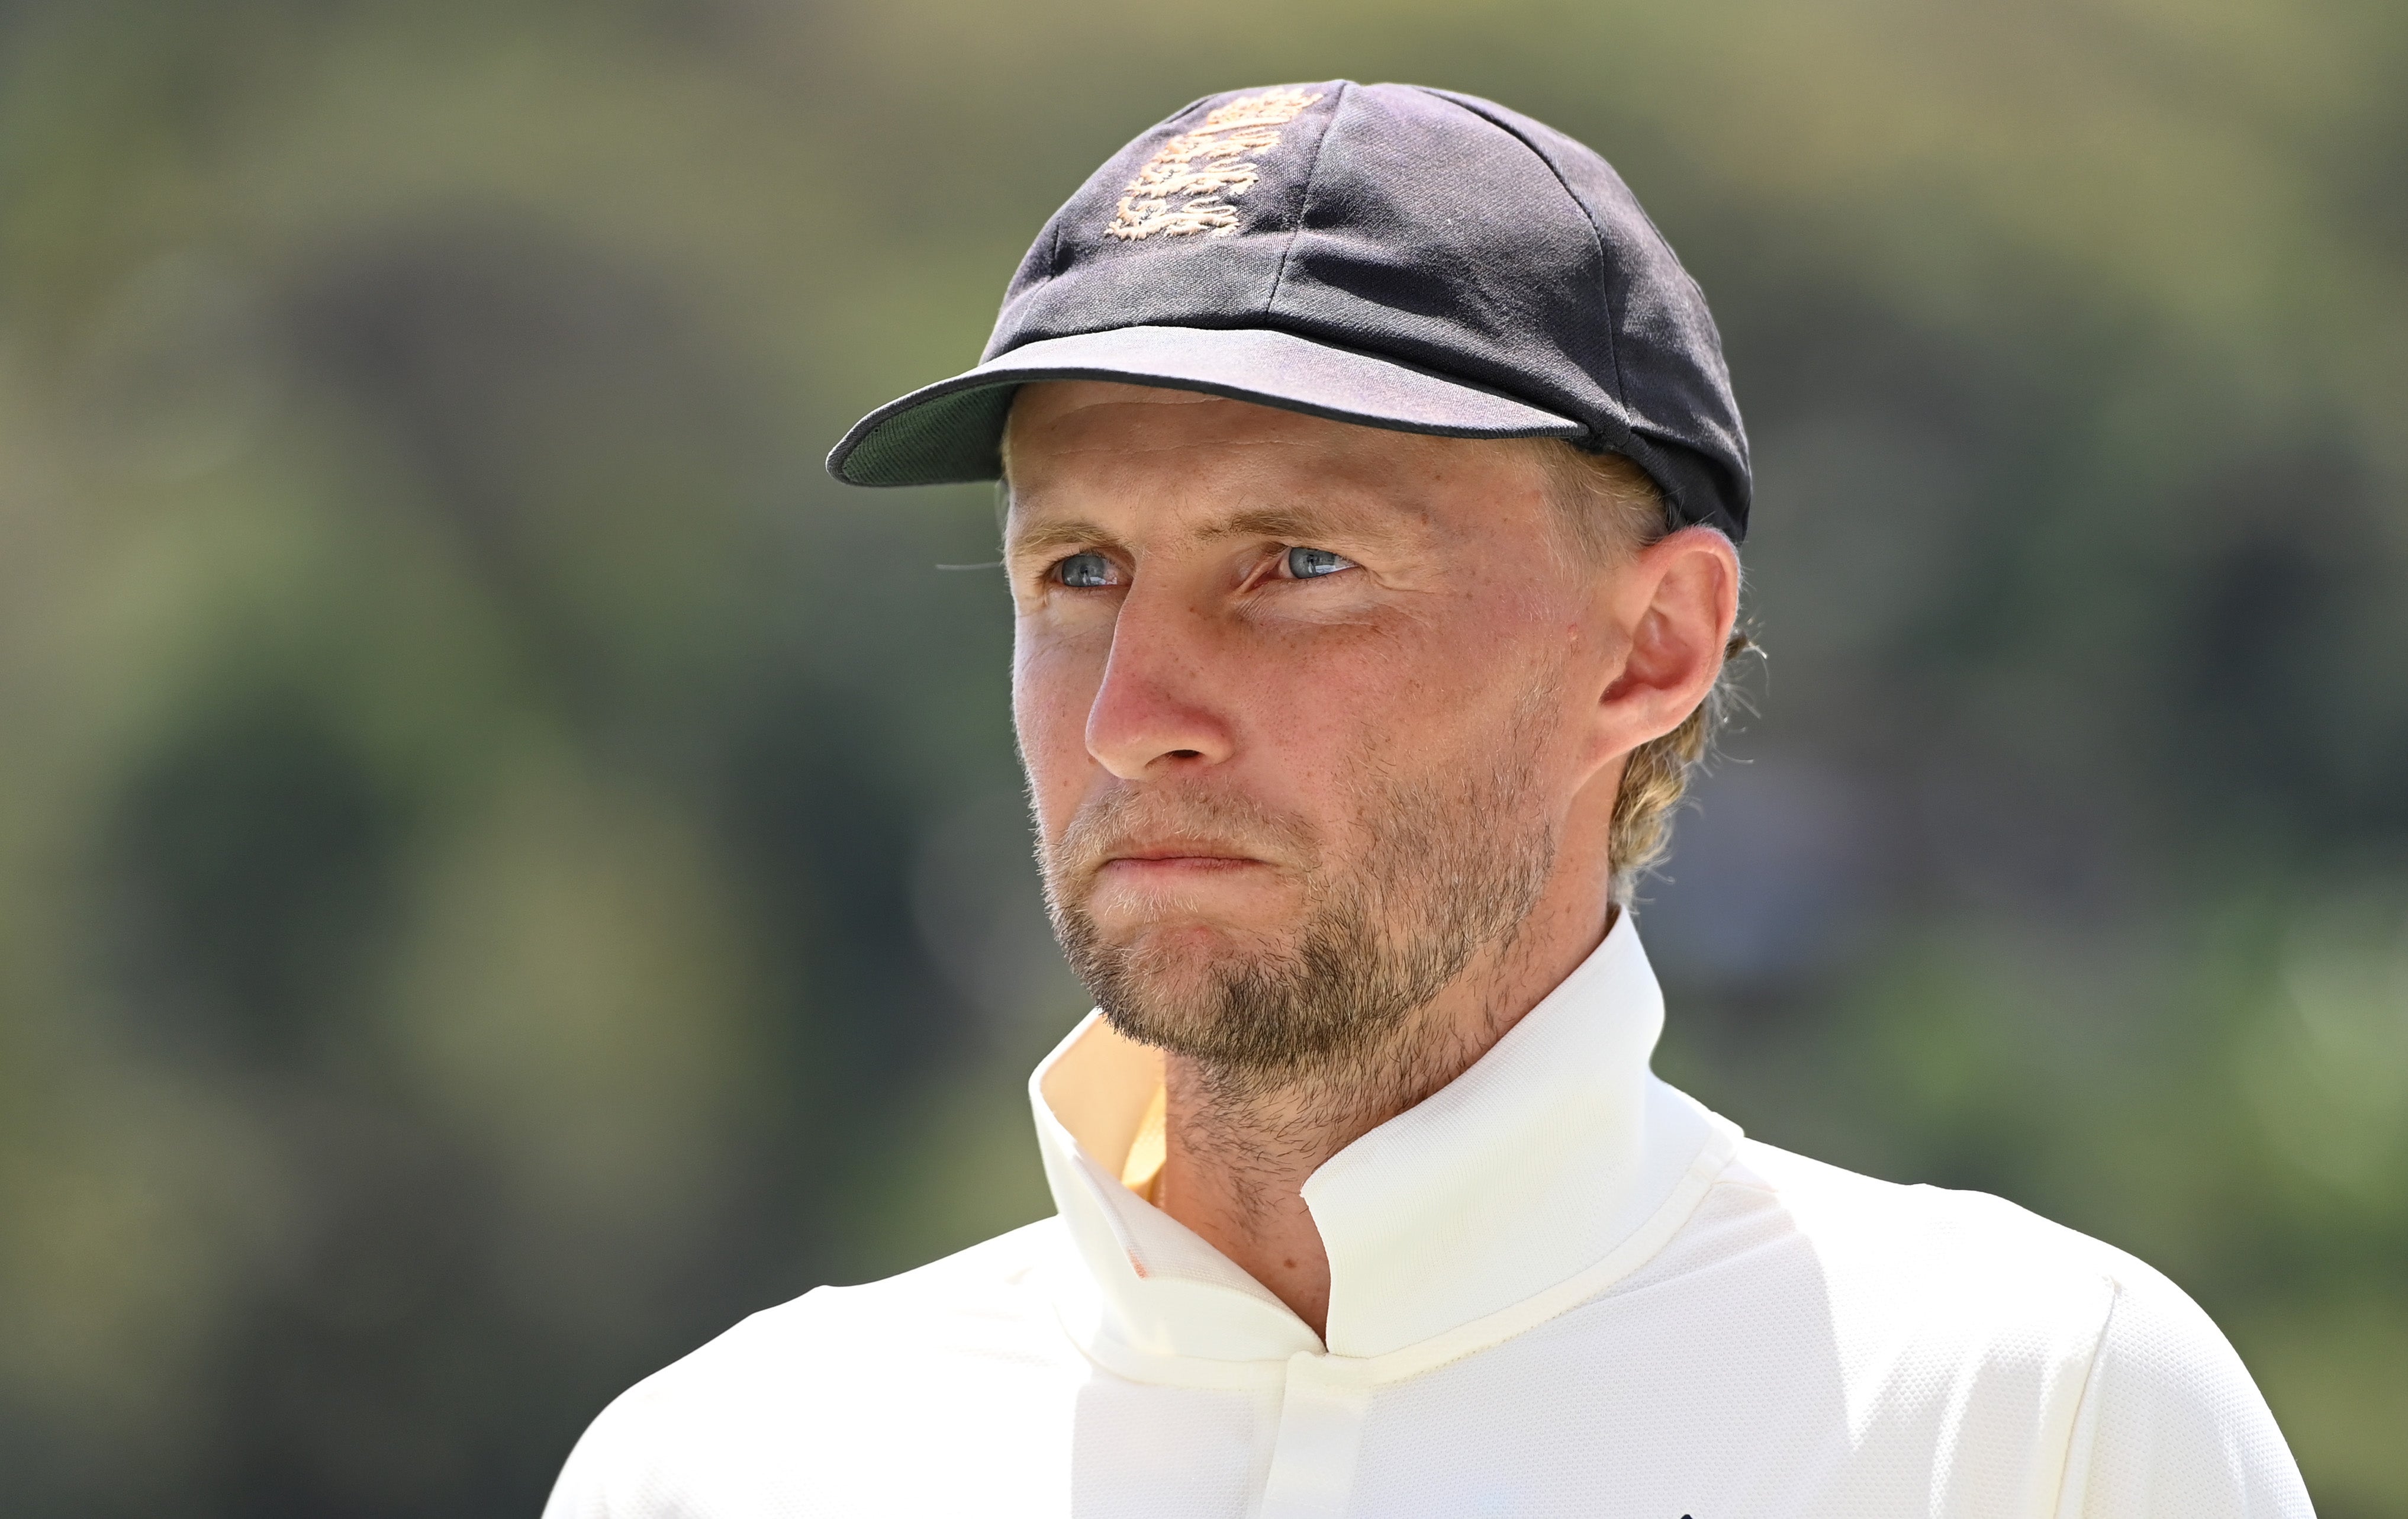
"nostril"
1168,748,1203,760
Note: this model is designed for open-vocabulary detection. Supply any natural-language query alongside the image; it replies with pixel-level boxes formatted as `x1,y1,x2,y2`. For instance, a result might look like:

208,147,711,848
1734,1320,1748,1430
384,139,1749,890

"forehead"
1003,380,1543,530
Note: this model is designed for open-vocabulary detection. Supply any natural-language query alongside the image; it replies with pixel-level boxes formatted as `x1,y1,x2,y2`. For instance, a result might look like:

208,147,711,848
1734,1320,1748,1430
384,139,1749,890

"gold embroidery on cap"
1105,88,1326,242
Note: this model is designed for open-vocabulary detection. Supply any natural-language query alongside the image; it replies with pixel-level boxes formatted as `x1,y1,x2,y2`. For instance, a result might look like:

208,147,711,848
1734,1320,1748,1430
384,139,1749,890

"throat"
1148,999,1502,1338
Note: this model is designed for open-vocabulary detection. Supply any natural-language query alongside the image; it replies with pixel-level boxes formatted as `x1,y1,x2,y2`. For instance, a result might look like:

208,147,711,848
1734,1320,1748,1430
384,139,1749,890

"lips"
1088,841,1278,897
1105,840,1262,865
1051,787,1317,889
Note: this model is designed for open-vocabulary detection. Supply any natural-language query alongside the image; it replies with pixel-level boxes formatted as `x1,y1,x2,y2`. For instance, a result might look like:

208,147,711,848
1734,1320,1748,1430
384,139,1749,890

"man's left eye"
1283,546,1356,580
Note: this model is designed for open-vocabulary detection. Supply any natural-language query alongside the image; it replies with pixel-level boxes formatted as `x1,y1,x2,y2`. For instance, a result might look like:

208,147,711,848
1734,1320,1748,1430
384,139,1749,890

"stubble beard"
1039,735,1559,1114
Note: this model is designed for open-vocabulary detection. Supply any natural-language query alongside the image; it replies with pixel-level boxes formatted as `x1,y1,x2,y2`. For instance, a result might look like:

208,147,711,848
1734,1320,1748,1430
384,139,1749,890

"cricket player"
545,82,2312,1518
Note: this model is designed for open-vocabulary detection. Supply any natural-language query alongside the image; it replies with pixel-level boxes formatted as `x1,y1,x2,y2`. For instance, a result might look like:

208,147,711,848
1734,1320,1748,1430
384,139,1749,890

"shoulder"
620,1214,1070,1408
1699,1140,2310,1517
1710,1137,2233,1362
1719,1137,2155,1288
1646,1139,2145,1386
542,1218,1081,1519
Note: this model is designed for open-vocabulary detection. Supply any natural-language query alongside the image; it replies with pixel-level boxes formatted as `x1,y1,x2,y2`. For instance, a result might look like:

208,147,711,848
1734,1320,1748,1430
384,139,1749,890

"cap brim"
825,325,1586,487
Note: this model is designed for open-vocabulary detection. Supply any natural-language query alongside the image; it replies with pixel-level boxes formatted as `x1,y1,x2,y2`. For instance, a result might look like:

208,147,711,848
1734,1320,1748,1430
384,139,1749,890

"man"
546,82,2309,1517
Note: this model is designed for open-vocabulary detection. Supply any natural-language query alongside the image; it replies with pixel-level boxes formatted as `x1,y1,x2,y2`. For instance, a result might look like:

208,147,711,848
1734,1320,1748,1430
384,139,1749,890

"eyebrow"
1005,517,1119,561
1206,506,1360,544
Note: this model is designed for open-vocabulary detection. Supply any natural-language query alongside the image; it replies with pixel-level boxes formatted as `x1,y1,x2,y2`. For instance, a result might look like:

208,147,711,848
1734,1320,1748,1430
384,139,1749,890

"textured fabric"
825,82,1752,541
545,922,2311,1518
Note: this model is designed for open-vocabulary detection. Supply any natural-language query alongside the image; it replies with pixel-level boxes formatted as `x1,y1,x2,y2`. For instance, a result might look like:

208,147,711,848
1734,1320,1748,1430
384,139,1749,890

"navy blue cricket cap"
826,81,1752,542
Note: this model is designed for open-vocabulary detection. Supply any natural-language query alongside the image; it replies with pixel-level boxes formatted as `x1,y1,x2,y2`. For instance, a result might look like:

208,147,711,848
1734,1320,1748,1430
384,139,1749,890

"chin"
1113,915,1289,970
1087,912,1295,996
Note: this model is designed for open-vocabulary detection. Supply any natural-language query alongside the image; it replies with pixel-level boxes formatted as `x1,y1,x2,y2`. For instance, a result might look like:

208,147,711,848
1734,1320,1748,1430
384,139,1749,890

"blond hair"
1532,442,1753,907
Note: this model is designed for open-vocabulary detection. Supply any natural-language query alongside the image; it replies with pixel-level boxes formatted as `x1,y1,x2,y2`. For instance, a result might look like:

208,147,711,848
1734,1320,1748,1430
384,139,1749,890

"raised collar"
1028,913,1739,1377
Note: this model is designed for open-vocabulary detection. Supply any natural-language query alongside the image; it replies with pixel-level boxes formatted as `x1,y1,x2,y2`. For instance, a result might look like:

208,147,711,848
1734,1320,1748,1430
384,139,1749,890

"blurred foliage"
0,0,2402,1514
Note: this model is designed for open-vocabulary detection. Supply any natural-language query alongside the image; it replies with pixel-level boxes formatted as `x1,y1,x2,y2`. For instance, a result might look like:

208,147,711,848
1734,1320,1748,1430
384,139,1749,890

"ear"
1592,526,1740,760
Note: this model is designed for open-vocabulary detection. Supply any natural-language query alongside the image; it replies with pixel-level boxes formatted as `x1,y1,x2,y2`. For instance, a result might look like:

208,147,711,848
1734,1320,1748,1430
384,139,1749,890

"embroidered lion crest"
1105,88,1325,242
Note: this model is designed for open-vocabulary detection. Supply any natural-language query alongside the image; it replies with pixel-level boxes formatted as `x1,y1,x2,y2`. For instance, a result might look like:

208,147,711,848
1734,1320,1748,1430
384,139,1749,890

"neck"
1154,897,1616,1337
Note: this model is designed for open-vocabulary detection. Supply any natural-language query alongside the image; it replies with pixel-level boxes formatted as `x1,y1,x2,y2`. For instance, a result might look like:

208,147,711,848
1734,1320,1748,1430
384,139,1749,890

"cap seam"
1263,81,1346,318
1412,87,1629,406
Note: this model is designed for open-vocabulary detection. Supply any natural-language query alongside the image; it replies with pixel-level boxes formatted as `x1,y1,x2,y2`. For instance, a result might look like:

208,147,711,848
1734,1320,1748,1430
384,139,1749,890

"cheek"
1280,604,1573,780
1214,629,1445,800
1012,629,1103,824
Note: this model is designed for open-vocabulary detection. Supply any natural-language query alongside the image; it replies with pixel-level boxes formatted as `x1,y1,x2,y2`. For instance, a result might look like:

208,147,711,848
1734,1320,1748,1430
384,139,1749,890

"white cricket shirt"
545,915,2312,1518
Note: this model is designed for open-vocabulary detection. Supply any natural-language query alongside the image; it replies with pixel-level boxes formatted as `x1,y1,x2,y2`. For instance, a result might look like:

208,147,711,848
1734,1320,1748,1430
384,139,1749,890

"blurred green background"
1,0,2403,1512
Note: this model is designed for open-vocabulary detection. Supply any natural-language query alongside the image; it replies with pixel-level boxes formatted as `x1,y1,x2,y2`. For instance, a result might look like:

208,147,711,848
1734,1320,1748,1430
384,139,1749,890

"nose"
1084,580,1237,780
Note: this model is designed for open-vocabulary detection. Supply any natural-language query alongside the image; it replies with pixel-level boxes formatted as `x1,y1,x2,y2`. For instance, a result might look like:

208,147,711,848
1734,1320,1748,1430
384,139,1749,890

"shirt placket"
1255,1353,1372,1519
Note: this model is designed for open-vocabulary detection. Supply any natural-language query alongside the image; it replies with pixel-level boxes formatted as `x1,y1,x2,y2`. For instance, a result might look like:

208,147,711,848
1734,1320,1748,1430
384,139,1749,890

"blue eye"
1285,546,1354,579
1056,552,1115,588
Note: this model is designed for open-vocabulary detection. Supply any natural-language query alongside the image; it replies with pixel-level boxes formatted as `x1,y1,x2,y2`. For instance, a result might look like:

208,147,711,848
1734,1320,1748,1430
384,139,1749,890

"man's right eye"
1054,553,1116,588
